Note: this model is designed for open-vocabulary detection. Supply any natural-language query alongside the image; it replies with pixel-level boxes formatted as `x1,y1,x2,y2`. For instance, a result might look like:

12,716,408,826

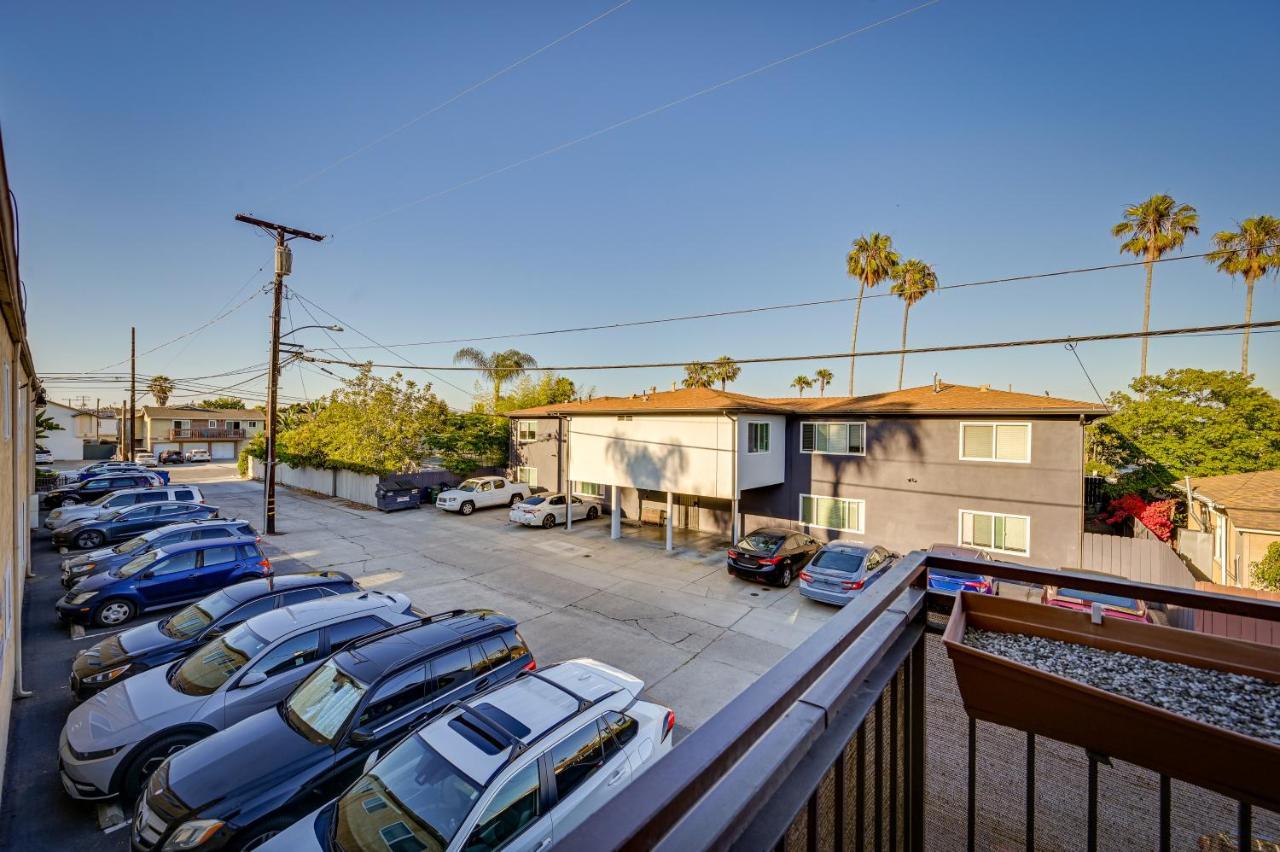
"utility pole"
129,327,136,462
234,214,325,534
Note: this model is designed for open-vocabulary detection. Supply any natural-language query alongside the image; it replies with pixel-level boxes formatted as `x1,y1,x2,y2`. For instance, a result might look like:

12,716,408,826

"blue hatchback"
56,537,270,627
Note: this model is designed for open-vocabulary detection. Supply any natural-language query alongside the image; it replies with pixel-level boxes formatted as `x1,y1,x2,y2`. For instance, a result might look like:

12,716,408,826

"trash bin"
375,479,422,513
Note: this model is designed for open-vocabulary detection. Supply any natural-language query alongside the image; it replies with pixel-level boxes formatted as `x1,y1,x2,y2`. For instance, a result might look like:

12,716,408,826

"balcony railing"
559,553,1280,851
167,428,245,440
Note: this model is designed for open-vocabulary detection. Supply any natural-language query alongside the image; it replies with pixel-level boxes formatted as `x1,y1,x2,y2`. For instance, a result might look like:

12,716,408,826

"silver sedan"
509,493,600,528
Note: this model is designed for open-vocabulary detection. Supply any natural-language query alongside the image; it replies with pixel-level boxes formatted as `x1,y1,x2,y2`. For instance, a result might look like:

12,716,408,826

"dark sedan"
69,572,358,699
158,450,185,464
41,472,162,509
727,527,821,587
52,502,217,550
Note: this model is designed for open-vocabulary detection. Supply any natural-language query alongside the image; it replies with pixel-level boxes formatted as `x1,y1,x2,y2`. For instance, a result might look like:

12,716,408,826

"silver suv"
59,590,416,803
45,485,205,530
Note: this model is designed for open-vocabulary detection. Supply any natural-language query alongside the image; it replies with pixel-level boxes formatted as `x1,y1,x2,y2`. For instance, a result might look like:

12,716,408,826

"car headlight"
162,819,225,850
83,664,130,684
68,741,124,761
70,562,97,575
50,509,63,519
68,591,98,605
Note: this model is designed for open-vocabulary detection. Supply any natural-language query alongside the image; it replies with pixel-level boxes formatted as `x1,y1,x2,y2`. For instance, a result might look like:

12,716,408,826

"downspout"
15,385,32,699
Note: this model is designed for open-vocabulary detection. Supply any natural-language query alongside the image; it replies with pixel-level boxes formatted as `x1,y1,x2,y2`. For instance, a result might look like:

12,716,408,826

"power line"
1064,343,1108,410
347,0,943,230
157,265,267,372
259,0,637,206
301,319,1280,373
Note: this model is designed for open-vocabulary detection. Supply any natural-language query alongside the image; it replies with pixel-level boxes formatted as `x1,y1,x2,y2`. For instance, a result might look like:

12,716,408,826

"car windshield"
811,550,865,573
159,590,239,639
112,535,150,555
285,661,367,746
1057,589,1141,611
116,549,161,578
737,532,784,554
456,479,482,492
170,623,269,696
334,737,481,852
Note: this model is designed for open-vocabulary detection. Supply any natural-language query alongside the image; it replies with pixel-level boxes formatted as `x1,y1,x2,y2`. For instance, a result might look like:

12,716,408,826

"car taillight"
963,580,991,593
523,658,537,672
727,550,740,559
661,709,676,742
757,556,781,565
259,559,272,574
840,579,865,591
799,571,813,583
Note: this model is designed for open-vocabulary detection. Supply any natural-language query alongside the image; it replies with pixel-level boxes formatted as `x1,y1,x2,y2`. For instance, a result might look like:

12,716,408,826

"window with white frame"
799,494,864,534
800,421,865,455
617,415,633,421
248,421,259,428
747,421,770,454
515,466,537,487
577,481,604,497
960,423,1030,463
207,419,217,429
517,420,538,442
959,509,1029,556
173,419,189,431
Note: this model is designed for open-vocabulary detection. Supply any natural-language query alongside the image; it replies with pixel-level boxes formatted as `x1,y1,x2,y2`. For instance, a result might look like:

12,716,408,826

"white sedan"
435,476,527,515
510,493,600,527
35,449,54,464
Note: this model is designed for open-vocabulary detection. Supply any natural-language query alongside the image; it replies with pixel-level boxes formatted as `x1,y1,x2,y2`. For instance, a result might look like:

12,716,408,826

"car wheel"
459,501,475,516
93,598,136,627
778,566,794,588
509,494,523,507
586,505,599,520
75,530,105,549
542,514,556,528
236,817,295,851
121,732,203,803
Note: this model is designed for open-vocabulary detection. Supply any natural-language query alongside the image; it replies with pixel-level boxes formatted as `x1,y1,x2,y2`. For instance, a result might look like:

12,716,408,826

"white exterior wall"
736,414,786,491
40,403,82,460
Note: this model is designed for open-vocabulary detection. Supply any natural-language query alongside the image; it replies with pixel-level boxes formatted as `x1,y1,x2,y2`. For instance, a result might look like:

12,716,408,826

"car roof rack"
343,608,473,654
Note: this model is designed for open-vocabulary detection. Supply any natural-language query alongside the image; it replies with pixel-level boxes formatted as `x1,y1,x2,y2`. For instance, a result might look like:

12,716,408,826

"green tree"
814,368,834,397
1206,215,1280,374
1252,542,1280,592
199,396,248,409
1088,369,1280,483
35,408,64,451
496,372,579,413
889,259,938,389
711,356,741,391
790,375,814,396
453,347,538,413
681,362,715,389
146,375,175,406
846,233,899,395
1111,195,1200,378
436,412,510,476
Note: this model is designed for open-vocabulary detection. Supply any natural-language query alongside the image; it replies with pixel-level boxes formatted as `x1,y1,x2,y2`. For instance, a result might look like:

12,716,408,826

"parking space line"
72,626,127,642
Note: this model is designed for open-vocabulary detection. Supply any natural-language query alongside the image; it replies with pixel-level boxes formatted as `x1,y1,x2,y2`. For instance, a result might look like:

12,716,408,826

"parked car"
185,449,211,463
158,450,185,465
435,476,527,515
799,542,899,606
135,451,158,467
45,484,206,530
69,572,358,700
52,502,218,551
1043,583,1152,622
726,527,821,587
62,518,259,589
35,448,54,464
133,609,534,851
55,537,272,627
61,461,163,484
58,590,417,803
259,658,676,852
510,492,600,528
925,543,997,594
41,472,165,509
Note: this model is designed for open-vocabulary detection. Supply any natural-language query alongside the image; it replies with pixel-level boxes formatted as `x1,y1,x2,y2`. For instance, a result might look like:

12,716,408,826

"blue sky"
4,0,1279,411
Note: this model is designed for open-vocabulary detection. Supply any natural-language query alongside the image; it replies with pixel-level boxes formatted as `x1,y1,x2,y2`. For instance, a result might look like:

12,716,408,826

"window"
222,596,278,628
799,494,865,534
327,615,389,653
125,506,161,519
281,587,327,606
192,527,230,541
207,419,217,428
429,646,475,697
135,492,167,504
173,420,189,431
238,543,265,561
576,481,603,498
199,545,239,567
175,489,195,501
959,510,1030,556
515,466,538,487
493,480,505,490
246,630,321,679
463,763,542,852
247,421,259,428
480,481,493,492
960,423,1030,463
800,422,865,455
358,664,429,727
226,421,242,431
153,550,200,576
747,422,770,454
517,420,537,442
617,415,632,421
551,721,607,800
234,523,256,537
470,635,512,675
504,631,531,665
599,711,638,759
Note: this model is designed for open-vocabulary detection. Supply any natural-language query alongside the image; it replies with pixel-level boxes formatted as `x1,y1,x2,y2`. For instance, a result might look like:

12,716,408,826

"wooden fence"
1080,532,1197,588
1192,582,1280,647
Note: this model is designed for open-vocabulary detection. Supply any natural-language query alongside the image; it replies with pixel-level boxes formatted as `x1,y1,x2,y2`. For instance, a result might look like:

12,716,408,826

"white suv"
435,476,527,515
262,659,676,851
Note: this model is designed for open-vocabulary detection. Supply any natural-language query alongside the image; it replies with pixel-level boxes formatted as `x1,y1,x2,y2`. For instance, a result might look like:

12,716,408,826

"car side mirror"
237,671,268,689
348,726,375,745
138,570,154,580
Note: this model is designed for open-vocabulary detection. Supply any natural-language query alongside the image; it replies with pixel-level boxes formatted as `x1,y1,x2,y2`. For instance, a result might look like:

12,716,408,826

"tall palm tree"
814,368,834,397
711,356,741,391
1111,195,1199,377
790,375,814,397
889,259,938,390
453,347,538,412
1206,215,1280,374
846,233,900,395
681,362,715,389
147,375,175,406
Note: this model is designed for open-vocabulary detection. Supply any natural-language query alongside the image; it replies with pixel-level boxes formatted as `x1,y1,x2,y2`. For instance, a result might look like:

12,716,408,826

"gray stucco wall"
509,417,563,493
739,414,1085,569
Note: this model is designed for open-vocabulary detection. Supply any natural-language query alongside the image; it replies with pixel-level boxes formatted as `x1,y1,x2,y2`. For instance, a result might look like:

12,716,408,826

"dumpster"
375,479,421,513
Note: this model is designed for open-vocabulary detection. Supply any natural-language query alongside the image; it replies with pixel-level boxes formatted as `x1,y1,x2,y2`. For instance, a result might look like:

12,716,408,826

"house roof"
141,406,266,419
507,383,1106,418
1181,470,1280,532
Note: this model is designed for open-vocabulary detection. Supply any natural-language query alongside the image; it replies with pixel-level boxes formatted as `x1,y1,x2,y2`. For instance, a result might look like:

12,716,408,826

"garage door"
210,442,236,460
152,443,180,454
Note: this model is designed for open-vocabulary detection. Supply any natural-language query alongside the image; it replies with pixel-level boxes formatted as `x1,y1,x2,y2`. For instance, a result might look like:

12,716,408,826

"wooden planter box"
942,592,1280,811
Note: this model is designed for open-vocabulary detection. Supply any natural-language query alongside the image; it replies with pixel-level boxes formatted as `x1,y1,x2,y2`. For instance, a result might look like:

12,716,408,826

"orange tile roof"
507,383,1106,417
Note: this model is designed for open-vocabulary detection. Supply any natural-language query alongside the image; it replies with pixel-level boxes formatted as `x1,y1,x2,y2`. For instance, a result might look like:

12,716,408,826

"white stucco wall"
566,414,740,498
736,414,786,490
40,403,82,460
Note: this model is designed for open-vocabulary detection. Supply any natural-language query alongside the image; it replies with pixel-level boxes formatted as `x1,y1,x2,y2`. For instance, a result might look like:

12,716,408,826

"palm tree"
452,347,538,412
681,362,715,389
711,356,741,391
846,233,900,395
790,375,814,397
1112,195,1200,377
147,375,175,406
889,259,938,390
1206,215,1280,373
814,368,834,396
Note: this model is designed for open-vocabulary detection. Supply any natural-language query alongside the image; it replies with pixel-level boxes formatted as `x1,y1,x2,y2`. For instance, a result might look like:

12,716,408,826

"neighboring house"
130,406,266,459
1178,470,1280,589
38,400,83,460
507,383,1106,568
73,407,117,440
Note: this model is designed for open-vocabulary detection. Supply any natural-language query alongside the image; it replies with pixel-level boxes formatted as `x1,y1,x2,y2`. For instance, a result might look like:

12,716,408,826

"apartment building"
130,406,265,459
508,383,1106,568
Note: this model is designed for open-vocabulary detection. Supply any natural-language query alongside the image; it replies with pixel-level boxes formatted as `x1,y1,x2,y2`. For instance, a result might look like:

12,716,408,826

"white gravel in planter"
963,628,1280,745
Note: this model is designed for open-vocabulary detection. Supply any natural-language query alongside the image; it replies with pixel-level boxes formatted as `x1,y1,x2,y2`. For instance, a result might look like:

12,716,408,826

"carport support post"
666,490,674,551
732,497,740,543
610,485,620,539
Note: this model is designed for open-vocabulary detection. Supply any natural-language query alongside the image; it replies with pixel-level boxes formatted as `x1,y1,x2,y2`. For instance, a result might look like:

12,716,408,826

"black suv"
727,527,821,587
133,609,533,851
41,473,160,509
70,572,358,699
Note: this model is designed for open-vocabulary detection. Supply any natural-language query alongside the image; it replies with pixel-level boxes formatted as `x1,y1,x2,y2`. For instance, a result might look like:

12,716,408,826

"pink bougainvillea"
1103,494,1176,542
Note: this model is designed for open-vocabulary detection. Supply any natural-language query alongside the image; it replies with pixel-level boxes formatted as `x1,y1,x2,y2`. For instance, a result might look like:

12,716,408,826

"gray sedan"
58,590,415,803
798,542,898,606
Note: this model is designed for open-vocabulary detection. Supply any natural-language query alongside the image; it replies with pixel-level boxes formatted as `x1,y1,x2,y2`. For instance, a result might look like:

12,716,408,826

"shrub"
1253,542,1280,592
1102,493,1177,542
